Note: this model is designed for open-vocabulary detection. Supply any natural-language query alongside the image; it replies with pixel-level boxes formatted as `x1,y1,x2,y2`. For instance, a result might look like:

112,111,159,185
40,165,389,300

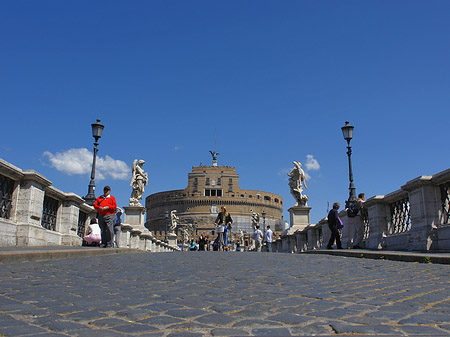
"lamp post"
341,121,356,208
83,119,104,206
262,210,266,232
165,210,169,243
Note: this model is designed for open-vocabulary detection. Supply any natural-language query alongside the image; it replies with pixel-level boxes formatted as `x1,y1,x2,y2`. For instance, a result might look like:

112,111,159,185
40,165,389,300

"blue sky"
1,1,449,225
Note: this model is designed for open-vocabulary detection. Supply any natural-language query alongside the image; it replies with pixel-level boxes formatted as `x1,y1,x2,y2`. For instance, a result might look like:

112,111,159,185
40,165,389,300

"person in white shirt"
264,225,273,252
83,218,101,246
253,225,263,252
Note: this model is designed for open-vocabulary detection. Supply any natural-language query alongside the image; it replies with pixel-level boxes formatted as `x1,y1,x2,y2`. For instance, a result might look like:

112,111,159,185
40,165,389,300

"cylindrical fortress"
145,165,284,241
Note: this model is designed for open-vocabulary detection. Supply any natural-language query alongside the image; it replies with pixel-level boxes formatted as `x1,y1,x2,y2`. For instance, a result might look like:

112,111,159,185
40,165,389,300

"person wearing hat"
94,185,117,248
114,208,123,248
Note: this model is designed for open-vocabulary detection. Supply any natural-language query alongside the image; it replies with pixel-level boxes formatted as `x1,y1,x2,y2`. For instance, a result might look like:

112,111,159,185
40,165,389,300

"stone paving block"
330,322,399,335
139,315,184,325
267,313,312,325
0,323,48,336
399,313,450,324
115,308,156,321
88,317,127,328
195,313,236,325
290,322,335,336
232,319,283,328
167,332,204,337
112,322,159,334
251,327,291,336
211,327,249,336
399,324,450,335
166,308,209,318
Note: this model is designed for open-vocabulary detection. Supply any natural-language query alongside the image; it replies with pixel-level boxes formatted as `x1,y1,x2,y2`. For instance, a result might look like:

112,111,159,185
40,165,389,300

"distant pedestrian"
189,239,197,251
83,218,101,246
215,206,232,251
114,208,123,248
327,202,342,249
253,225,263,252
349,193,366,249
94,185,117,248
198,233,208,251
264,225,273,252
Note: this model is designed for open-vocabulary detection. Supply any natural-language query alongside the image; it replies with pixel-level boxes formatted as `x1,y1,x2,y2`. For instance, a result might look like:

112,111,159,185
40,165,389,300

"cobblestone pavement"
1,252,450,336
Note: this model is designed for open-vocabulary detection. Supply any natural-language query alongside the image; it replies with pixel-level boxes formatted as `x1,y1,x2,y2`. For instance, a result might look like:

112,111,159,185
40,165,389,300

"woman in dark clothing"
215,206,232,251
327,202,342,249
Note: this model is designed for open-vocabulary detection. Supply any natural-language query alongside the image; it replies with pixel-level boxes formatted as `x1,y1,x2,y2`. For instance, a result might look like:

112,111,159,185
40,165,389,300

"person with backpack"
347,193,366,249
327,202,343,249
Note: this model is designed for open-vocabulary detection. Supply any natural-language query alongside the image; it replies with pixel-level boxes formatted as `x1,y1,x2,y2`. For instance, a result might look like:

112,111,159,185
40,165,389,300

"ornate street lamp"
341,121,356,208
165,210,169,243
84,119,104,206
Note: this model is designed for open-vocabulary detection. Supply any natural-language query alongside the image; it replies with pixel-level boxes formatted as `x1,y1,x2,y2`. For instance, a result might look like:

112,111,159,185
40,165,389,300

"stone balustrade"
0,158,179,252
273,167,450,253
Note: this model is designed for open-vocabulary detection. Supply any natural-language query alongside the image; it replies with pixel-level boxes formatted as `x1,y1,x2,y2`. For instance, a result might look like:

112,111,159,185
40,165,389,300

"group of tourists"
327,193,366,249
83,185,123,248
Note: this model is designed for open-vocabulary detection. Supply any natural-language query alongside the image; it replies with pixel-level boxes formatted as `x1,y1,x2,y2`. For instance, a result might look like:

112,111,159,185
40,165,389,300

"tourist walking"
327,202,342,249
253,225,263,252
348,193,366,249
264,225,273,252
198,233,207,251
114,208,123,248
83,218,101,246
215,206,232,251
94,185,117,248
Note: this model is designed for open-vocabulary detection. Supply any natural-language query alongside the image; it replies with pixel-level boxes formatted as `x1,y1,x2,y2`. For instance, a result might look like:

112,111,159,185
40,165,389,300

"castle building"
145,161,284,244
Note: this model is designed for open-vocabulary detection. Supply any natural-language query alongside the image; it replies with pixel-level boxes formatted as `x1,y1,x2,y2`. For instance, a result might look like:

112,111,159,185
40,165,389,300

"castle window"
257,194,260,200
275,198,279,203
205,190,211,196
217,178,221,185
264,196,271,201
206,178,210,185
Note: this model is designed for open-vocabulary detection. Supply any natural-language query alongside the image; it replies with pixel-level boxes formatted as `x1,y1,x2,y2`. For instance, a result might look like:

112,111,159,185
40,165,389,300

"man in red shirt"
94,185,117,248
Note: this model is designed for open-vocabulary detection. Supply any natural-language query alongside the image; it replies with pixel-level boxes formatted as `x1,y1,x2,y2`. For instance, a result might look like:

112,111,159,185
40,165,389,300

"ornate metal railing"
77,211,88,237
0,174,14,219
362,207,370,239
41,195,59,231
388,197,411,234
440,181,450,225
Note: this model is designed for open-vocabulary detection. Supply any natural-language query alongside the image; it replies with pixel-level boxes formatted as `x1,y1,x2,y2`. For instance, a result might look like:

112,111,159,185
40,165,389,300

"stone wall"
274,168,450,253
0,158,179,252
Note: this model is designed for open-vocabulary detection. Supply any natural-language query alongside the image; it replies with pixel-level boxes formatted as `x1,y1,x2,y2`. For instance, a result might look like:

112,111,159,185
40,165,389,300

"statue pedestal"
288,206,311,234
167,233,177,247
123,205,146,227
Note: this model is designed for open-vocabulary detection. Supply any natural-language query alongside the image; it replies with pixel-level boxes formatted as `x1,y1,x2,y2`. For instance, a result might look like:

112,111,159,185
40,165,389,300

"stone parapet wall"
275,167,450,253
0,158,179,252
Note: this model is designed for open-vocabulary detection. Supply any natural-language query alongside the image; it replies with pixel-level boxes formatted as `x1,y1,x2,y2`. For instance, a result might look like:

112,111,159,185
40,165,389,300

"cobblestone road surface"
1,251,450,336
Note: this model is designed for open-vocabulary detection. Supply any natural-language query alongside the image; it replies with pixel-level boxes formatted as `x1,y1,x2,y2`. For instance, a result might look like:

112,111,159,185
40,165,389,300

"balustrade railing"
77,210,87,237
440,181,450,225
41,195,59,231
388,197,411,234
0,174,14,219
362,207,370,239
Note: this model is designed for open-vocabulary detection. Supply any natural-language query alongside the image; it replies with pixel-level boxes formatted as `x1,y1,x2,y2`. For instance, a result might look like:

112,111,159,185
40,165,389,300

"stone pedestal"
288,206,311,233
167,233,177,247
123,205,146,227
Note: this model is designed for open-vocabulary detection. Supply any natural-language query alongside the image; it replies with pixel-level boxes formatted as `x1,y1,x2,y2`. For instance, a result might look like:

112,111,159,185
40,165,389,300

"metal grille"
0,174,14,219
41,195,59,231
440,181,450,225
77,211,88,237
362,207,370,239
318,227,323,247
388,197,411,234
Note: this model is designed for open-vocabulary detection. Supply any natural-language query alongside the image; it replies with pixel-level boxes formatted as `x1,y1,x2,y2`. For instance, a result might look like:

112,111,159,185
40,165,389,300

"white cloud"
173,146,182,151
305,154,320,171
43,148,130,181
